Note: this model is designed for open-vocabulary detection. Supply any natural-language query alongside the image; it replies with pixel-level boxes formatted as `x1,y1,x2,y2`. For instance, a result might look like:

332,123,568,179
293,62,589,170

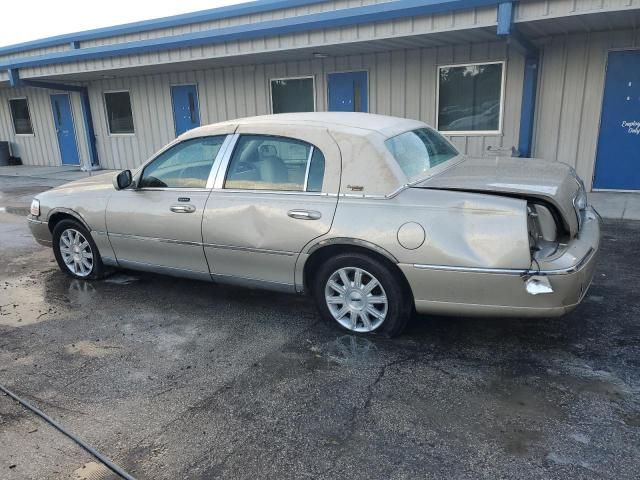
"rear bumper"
27,216,52,246
401,207,600,317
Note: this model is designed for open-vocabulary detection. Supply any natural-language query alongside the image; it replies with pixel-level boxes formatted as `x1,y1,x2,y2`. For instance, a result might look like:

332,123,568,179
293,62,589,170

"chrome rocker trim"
414,248,595,277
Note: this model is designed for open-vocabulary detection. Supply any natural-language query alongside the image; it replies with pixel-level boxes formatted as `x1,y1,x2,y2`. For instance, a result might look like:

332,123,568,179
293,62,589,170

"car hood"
49,171,116,193
413,156,582,235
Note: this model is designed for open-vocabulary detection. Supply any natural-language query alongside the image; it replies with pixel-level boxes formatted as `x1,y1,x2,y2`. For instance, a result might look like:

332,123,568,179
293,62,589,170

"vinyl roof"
192,112,428,137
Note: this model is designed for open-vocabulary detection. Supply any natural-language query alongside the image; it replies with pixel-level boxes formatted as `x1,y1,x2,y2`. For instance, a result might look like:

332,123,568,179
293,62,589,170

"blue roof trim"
0,0,324,55
1,0,499,70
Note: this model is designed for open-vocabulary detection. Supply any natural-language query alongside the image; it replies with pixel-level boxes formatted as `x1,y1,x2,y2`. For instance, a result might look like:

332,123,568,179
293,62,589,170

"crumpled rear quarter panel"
323,188,531,270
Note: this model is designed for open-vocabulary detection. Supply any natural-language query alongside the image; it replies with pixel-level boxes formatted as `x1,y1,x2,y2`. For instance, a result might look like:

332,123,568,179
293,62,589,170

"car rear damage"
404,156,601,317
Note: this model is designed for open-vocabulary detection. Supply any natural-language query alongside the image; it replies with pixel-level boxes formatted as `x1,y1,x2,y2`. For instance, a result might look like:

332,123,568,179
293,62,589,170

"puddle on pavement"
103,273,139,285
1,264,101,327
306,334,382,367
0,243,145,327
1,272,62,327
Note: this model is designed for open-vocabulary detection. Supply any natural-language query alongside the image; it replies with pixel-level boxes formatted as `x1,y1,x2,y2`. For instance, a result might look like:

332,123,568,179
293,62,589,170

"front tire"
52,219,104,280
313,253,411,337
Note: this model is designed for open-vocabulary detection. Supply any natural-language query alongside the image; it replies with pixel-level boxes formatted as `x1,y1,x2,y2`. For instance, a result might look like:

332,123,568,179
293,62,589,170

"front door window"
140,136,225,189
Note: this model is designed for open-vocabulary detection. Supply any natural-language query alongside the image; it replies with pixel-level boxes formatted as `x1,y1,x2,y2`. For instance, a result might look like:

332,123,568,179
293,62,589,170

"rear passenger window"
224,135,324,192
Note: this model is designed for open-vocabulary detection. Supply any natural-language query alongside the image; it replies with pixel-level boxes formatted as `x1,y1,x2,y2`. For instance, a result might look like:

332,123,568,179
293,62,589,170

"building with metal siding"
0,0,639,190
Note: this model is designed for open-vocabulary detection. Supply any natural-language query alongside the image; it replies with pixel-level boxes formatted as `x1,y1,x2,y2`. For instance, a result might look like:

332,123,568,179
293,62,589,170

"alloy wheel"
324,267,388,333
59,228,94,278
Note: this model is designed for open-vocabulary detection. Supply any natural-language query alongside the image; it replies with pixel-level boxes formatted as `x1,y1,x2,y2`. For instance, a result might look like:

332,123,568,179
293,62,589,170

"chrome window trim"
218,189,333,197
135,187,211,193
206,134,235,189
303,146,314,192
213,133,240,189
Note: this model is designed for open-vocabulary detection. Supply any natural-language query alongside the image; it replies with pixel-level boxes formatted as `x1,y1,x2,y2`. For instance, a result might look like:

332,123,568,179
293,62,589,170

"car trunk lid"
412,156,582,236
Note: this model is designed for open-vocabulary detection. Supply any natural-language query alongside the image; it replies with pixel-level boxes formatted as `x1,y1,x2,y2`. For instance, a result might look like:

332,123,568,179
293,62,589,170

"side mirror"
113,170,133,190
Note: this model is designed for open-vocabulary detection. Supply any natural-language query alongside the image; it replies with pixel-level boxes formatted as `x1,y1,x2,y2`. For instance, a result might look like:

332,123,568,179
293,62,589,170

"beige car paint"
27,113,600,318
416,155,583,236
202,123,342,286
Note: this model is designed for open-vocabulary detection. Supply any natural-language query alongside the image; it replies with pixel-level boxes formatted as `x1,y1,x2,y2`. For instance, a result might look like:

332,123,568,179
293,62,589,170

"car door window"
224,135,325,192
140,136,225,188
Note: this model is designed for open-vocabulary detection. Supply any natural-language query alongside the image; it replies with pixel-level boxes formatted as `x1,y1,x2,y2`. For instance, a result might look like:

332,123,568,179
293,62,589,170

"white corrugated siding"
516,0,640,22
0,87,90,166
80,0,394,48
19,6,498,79
0,43,70,64
83,40,522,170
0,0,394,64
533,28,640,190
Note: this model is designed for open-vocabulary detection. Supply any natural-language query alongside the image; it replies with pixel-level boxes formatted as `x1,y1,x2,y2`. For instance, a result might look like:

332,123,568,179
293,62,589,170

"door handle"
287,209,321,220
170,204,196,213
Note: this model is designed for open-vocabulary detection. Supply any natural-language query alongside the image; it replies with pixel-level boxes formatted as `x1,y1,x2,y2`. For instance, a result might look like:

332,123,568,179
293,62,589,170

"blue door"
328,71,368,112
50,94,80,166
171,84,200,136
593,50,640,190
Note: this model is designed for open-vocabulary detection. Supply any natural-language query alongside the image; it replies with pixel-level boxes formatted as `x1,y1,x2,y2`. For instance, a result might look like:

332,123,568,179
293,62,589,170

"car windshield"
385,128,459,182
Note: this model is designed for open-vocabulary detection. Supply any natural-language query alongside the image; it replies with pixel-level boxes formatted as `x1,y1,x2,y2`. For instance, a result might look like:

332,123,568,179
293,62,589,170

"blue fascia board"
0,0,500,70
0,0,324,56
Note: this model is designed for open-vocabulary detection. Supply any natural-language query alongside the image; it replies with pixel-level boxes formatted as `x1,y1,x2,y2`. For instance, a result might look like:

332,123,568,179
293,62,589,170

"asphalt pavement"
0,175,639,480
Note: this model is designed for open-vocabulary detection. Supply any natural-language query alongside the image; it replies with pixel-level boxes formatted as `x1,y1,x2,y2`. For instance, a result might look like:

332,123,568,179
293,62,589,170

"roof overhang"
1,0,500,74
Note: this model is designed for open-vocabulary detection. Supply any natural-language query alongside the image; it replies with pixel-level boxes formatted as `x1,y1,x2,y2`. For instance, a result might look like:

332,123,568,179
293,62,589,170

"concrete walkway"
1,165,639,220
589,192,640,221
0,165,115,182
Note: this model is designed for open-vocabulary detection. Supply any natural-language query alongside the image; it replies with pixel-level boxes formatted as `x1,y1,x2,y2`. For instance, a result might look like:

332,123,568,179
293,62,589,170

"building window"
9,98,34,135
104,91,135,134
270,77,315,114
437,62,504,134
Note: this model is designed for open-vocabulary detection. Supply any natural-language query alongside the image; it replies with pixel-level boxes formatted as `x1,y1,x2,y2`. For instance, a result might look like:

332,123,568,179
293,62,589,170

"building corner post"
517,53,539,158
496,1,539,158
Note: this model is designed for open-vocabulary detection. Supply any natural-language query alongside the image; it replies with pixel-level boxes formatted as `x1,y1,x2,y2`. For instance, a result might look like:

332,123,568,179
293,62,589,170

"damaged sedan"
27,113,600,336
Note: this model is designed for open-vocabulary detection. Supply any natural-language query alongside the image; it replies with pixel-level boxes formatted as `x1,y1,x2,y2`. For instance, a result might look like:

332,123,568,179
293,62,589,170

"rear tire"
312,252,411,337
52,219,104,280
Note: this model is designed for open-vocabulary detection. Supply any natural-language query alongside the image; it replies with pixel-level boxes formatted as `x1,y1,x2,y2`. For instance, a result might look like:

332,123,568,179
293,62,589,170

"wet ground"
0,175,639,479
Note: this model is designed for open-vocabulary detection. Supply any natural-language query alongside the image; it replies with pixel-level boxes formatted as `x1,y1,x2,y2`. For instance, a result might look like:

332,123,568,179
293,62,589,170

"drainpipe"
7,68,100,170
497,1,539,158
